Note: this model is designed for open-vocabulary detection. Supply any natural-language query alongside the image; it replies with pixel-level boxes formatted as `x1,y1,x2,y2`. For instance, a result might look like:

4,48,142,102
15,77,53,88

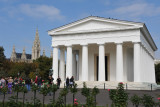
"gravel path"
0,89,160,107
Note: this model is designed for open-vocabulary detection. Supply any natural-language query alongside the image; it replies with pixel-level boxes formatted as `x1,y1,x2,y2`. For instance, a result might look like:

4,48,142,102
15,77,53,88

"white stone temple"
48,16,158,90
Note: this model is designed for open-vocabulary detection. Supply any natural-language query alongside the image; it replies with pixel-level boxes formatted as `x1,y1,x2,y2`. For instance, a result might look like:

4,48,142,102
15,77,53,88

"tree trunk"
95,95,96,107
43,95,45,107
53,92,55,103
3,93,5,107
64,96,66,107
23,92,25,107
34,91,36,106
16,92,19,103
73,94,75,107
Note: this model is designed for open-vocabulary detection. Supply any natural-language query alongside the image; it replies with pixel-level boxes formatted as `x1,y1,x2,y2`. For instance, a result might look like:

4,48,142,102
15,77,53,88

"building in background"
10,28,41,63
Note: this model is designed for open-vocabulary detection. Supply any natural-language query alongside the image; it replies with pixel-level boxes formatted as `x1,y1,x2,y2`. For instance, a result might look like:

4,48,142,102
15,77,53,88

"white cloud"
19,4,64,21
107,1,160,19
3,4,65,21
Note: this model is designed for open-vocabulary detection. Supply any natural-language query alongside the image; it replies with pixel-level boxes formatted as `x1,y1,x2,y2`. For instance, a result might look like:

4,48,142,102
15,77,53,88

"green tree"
81,82,95,106
13,84,22,103
21,86,28,107
60,88,69,107
70,83,78,106
109,82,128,107
0,86,8,107
0,46,6,69
141,94,155,107
31,83,39,106
40,84,50,107
50,84,58,103
34,56,52,78
92,86,99,107
130,94,141,107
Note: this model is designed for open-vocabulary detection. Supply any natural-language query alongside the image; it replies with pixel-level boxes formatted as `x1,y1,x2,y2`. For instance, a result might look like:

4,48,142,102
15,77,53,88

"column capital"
97,42,105,45
133,41,141,44
52,45,59,48
80,43,88,46
59,47,65,50
115,41,123,44
65,44,72,47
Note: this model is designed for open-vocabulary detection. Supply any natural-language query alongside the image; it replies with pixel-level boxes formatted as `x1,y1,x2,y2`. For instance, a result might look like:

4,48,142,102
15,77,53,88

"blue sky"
0,0,160,59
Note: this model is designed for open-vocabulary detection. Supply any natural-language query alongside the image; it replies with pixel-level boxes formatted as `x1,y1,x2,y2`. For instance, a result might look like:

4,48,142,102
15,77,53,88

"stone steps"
59,81,157,90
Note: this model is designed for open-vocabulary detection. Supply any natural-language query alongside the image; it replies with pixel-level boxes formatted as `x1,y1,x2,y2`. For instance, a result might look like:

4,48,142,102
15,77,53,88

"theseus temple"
48,16,157,90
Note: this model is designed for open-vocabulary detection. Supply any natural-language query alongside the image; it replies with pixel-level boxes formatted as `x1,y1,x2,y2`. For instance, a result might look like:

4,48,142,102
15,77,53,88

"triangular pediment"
48,16,144,34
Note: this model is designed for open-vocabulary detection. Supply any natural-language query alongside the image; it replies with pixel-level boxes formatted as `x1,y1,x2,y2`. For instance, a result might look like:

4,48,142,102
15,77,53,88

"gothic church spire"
21,47,26,60
11,45,16,60
32,28,41,60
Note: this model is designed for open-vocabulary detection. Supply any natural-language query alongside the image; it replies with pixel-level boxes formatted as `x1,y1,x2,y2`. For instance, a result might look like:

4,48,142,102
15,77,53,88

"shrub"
141,94,155,107
70,83,78,106
130,94,141,107
108,82,128,107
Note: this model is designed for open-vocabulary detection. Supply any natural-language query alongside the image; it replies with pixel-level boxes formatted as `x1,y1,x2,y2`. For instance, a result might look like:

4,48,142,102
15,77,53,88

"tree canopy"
0,46,6,69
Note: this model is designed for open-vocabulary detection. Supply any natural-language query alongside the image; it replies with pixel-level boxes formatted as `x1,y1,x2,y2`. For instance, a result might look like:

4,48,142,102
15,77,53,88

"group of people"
66,76,74,88
0,76,27,94
0,75,75,94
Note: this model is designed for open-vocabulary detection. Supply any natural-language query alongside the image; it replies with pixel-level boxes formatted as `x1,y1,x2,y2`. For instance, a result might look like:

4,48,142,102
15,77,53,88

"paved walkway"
0,89,160,107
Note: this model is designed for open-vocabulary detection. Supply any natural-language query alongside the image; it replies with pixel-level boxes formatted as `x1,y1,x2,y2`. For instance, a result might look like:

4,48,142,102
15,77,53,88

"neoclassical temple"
48,16,157,88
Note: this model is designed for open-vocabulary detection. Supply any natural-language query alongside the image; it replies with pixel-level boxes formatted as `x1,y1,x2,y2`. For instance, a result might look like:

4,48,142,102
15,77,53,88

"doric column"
52,46,59,80
77,51,79,81
98,43,105,81
82,44,88,81
134,42,141,82
116,43,123,81
72,51,77,80
60,47,65,81
66,45,72,78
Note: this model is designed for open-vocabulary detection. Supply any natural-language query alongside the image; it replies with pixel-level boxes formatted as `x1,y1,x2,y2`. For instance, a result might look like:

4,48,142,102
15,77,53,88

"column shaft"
60,48,65,81
72,51,77,80
134,42,141,82
66,46,72,78
98,44,105,81
116,43,123,81
52,47,59,80
82,45,88,81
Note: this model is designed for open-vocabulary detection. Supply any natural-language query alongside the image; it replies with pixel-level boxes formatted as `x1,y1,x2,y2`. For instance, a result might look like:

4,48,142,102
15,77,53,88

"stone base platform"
60,81,157,90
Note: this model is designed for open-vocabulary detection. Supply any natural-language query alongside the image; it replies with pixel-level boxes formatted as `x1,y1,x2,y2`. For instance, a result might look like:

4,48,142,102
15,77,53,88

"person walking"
1,77,5,87
56,77,61,89
48,76,53,85
8,77,13,94
66,77,69,88
34,75,38,84
25,78,31,91
70,76,74,88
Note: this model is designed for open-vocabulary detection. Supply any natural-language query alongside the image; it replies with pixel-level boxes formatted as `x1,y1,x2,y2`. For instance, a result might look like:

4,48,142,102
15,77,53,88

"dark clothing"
25,78,31,85
57,78,61,88
66,78,69,88
48,78,53,85
5,79,8,85
70,77,74,83
70,77,74,88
